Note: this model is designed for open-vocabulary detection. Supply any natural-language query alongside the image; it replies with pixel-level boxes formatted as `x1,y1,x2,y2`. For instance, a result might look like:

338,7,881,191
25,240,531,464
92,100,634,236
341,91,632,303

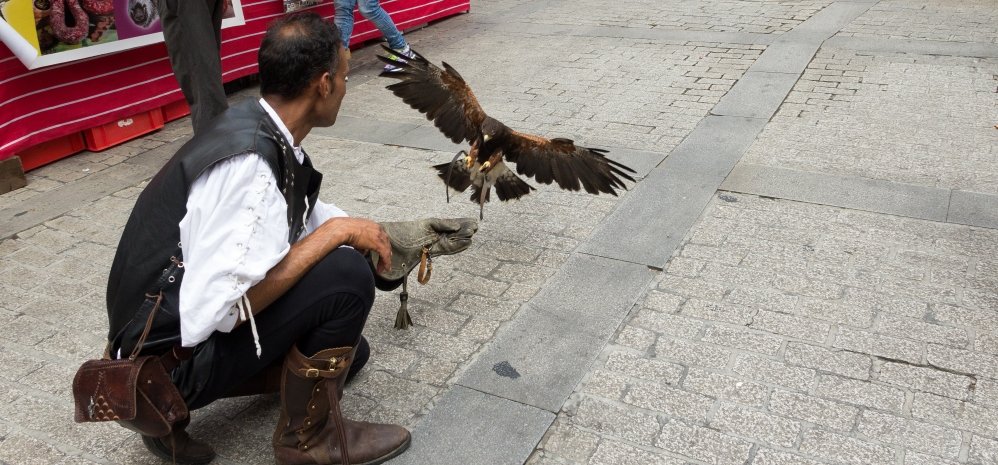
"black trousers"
173,247,375,410
159,0,229,133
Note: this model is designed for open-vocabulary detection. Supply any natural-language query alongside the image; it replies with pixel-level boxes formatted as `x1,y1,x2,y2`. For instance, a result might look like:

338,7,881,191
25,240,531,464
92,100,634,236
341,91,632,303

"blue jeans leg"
333,0,358,46
357,0,407,50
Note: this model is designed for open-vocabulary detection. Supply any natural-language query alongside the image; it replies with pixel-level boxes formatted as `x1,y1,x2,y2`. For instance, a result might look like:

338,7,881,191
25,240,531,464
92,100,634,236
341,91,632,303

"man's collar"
259,98,302,158
259,98,295,145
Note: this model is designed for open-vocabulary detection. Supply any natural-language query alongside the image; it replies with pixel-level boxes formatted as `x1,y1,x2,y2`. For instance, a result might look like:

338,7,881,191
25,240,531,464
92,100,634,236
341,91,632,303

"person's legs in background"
159,0,229,133
333,0,360,48
356,0,408,52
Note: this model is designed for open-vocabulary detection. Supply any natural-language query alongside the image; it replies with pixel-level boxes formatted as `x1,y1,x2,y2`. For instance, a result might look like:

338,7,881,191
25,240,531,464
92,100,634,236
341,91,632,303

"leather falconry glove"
370,218,478,329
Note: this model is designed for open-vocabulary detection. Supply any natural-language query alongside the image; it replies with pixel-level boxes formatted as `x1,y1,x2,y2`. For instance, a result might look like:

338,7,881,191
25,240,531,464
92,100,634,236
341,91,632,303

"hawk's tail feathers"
494,171,535,202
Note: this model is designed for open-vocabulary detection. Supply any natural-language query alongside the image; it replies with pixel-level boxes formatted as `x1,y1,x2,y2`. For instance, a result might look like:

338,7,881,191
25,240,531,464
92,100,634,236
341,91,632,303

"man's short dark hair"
259,12,342,100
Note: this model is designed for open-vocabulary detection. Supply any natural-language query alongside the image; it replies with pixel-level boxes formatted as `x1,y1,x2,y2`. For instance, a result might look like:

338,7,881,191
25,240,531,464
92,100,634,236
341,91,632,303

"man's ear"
317,71,333,97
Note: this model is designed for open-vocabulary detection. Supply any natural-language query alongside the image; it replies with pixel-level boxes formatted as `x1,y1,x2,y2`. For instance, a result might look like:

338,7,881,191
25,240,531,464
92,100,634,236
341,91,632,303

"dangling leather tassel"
417,246,432,284
394,276,413,329
394,248,433,330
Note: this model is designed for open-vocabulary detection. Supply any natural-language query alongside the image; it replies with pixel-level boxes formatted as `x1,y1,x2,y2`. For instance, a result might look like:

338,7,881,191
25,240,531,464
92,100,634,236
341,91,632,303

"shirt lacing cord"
302,196,311,234
237,294,262,358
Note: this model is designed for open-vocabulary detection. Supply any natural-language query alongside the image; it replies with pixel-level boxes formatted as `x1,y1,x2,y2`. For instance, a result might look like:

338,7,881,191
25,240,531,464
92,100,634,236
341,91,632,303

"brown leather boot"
141,417,216,464
273,345,410,465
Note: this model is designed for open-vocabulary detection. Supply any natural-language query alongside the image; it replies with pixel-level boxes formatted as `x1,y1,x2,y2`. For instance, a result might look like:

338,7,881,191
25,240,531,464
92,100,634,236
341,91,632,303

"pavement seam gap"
574,250,660,270
715,185,990,229
452,382,559,414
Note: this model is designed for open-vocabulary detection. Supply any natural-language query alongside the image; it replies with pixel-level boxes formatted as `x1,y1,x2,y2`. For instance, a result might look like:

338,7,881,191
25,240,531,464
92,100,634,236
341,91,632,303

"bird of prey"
378,46,636,219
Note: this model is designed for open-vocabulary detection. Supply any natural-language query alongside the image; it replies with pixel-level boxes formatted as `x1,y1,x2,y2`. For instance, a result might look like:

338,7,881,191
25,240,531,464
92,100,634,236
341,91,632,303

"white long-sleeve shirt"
177,99,347,348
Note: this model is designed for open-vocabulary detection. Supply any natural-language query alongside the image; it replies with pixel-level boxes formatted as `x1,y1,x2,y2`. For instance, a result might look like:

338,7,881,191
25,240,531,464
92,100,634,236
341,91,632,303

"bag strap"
128,292,164,360
160,345,194,372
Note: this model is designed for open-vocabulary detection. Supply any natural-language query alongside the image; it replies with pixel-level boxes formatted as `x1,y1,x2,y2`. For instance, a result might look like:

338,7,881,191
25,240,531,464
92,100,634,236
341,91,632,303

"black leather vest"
105,99,321,353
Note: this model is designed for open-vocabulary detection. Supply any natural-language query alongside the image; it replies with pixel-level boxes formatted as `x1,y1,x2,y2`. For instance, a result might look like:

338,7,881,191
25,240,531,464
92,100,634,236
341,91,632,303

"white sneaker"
383,45,415,72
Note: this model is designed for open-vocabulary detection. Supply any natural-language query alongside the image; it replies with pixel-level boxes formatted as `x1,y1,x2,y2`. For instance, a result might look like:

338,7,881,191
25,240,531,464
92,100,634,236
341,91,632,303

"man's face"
315,46,350,127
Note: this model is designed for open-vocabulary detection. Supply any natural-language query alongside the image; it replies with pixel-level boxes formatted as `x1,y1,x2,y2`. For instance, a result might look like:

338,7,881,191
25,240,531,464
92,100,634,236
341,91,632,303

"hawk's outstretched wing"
504,130,636,195
379,45,487,144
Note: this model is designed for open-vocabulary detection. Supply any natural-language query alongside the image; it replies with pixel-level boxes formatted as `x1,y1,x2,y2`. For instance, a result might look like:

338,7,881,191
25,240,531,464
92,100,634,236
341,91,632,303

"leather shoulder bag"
72,290,190,438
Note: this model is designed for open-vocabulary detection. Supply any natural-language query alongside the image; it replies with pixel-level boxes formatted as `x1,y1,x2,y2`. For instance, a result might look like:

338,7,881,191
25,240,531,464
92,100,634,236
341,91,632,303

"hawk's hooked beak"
483,134,491,142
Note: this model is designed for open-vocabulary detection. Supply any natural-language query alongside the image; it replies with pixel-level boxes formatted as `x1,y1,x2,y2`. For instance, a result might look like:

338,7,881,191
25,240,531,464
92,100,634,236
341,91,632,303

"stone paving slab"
824,36,998,59
458,254,653,412
582,115,768,268
388,385,555,465
948,190,998,230
749,38,822,74
711,71,801,119
721,163,951,222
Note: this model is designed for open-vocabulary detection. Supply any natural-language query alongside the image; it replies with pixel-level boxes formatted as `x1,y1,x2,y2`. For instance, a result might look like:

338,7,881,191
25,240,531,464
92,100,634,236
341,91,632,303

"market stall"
0,0,469,170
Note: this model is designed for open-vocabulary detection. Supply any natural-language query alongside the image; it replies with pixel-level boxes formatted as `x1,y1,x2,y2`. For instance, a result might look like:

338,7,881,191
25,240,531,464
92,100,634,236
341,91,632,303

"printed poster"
284,0,321,13
0,0,244,69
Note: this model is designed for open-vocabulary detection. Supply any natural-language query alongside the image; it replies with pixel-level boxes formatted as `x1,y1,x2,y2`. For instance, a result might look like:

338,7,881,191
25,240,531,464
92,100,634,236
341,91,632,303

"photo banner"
283,0,320,13
0,0,244,70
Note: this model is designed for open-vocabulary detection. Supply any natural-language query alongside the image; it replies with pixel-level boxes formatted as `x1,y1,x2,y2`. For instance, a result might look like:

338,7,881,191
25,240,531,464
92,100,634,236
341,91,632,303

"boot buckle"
305,368,320,378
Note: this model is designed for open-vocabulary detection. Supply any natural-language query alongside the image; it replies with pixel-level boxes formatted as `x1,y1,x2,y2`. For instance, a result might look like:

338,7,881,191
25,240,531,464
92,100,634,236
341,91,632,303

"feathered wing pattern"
380,46,637,211
492,162,535,201
503,130,636,195
379,45,487,144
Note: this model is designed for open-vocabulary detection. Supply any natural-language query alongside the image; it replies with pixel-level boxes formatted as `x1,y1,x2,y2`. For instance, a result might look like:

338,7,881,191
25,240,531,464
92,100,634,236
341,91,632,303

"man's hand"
320,217,392,274
374,217,478,281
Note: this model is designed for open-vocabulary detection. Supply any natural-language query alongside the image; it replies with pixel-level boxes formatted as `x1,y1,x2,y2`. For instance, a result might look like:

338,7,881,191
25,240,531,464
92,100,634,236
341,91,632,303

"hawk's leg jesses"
478,184,487,220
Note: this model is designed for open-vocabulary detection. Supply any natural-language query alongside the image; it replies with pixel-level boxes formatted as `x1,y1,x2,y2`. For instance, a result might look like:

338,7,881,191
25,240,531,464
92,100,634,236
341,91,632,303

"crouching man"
105,12,472,465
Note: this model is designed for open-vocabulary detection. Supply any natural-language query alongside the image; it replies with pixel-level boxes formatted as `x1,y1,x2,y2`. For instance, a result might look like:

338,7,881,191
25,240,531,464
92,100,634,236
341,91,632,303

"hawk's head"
480,117,506,143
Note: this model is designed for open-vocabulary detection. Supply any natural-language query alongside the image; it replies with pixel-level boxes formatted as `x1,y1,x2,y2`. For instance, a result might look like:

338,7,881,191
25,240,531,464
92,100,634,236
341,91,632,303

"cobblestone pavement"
515,0,835,34
743,49,998,193
0,0,996,464
537,194,998,465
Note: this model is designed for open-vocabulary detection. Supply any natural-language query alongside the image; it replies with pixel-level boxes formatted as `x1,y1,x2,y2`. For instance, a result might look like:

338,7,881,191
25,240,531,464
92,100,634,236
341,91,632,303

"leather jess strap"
417,246,432,285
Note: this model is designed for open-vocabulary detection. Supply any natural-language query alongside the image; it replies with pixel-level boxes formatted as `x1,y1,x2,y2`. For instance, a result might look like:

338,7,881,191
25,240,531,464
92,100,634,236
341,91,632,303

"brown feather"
379,45,487,144
503,130,636,195
492,163,536,201
433,160,473,193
